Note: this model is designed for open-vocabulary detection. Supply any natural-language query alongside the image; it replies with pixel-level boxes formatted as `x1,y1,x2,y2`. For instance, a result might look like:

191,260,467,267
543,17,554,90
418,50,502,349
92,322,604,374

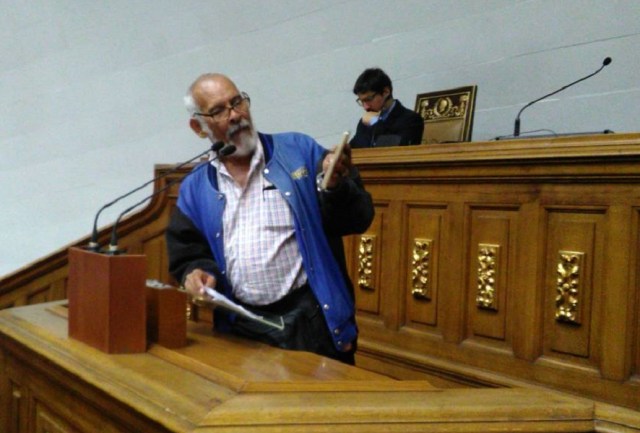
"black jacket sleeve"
349,120,372,149
318,166,374,237
165,207,220,285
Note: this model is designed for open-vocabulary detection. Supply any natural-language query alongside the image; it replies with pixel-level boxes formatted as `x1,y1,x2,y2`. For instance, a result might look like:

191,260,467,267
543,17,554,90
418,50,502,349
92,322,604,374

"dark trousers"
232,284,355,365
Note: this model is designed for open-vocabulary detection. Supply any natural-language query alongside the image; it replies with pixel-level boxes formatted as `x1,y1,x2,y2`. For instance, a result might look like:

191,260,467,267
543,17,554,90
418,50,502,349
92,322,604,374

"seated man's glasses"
194,92,251,123
356,92,380,106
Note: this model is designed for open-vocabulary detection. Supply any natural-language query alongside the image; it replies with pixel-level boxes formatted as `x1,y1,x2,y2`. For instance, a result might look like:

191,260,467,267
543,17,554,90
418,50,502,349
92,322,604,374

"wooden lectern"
67,246,147,353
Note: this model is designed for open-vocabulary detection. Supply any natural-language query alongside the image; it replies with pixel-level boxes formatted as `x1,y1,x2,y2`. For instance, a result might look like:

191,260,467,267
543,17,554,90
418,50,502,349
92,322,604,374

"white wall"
1,0,639,277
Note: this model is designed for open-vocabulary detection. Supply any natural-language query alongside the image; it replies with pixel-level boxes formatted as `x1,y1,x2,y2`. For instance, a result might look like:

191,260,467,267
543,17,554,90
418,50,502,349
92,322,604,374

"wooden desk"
0,302,596,432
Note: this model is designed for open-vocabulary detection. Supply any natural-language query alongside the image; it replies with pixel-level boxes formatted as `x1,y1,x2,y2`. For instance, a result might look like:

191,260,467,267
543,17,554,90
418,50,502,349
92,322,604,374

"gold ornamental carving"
476,244,499,311
555,251,584,324
411,238,432,300
358,235,375,291
418,94,470,121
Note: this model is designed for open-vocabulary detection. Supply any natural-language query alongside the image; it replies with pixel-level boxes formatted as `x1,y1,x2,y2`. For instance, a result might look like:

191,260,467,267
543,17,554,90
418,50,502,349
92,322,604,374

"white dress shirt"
212,142,307,305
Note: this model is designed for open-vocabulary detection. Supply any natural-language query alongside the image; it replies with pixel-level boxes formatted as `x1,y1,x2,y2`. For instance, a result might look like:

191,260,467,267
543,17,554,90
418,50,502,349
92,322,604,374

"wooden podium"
1,302,607,433
67,246,147,353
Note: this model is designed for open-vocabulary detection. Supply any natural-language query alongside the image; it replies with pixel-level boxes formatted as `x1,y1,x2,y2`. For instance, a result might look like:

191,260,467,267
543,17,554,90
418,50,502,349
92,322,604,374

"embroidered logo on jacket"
291,167,308,179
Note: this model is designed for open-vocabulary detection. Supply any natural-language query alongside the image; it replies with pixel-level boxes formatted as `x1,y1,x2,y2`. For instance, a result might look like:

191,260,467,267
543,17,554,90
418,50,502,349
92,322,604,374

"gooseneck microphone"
106,144,236,254
513,57,612,137
87,141,225,251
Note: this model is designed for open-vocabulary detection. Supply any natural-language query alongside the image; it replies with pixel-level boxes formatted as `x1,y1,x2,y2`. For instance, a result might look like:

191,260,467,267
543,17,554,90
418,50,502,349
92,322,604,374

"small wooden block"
146,281,187,349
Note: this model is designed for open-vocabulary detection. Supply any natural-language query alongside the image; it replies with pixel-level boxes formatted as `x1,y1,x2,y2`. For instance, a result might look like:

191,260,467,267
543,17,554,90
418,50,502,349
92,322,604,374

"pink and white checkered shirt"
212,143,307,305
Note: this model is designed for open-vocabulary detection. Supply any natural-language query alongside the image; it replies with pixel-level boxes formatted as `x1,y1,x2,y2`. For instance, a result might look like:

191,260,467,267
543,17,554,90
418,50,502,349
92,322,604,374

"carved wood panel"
543,209,604,366
353,202,388,318
403,203,447,331
466,207,519,346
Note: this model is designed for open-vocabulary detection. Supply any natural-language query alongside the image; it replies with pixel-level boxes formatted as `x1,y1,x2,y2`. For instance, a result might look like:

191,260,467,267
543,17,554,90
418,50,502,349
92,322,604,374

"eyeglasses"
356,92,380,106
194,92,251,122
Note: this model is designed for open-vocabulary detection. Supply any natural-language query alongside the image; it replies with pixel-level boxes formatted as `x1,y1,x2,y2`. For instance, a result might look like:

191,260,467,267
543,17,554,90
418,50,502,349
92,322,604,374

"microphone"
514,57,612,137
86,141,225,251
105,144,236,254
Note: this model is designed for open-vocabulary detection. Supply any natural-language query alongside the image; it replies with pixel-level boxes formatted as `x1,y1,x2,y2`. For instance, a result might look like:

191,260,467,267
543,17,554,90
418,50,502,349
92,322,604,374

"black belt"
238,283,313,315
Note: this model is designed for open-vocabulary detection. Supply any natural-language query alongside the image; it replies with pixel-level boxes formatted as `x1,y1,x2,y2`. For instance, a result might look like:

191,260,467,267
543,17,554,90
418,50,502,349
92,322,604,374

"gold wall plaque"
411,238,432,300
555,251,584,324
358,235,375,291
418,93,470,121
476,244,499,311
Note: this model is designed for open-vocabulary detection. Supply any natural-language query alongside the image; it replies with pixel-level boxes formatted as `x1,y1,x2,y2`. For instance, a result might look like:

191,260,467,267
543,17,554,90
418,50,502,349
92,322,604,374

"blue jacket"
167,132,374,350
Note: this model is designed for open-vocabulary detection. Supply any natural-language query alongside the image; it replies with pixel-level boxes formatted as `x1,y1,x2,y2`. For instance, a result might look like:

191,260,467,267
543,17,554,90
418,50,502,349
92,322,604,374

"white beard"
222,119,257,158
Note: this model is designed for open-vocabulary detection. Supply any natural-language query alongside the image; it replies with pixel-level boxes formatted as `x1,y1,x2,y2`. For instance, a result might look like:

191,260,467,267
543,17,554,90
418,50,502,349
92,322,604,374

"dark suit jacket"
349,100,424,148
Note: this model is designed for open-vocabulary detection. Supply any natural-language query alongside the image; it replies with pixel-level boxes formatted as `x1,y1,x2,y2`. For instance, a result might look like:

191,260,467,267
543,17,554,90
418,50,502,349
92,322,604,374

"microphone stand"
87,142,224,251
68,143,234,354
513,57,612,137
106,144,236,254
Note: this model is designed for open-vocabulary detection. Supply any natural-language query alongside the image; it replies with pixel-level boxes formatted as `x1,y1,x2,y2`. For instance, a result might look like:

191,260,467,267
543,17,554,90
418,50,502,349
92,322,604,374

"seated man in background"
166,73,374,364
349,67,424,148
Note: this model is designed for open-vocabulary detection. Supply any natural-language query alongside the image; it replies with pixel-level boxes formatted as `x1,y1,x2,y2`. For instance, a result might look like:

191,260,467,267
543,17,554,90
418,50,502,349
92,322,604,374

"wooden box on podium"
146,281,188,348
67,246,147,353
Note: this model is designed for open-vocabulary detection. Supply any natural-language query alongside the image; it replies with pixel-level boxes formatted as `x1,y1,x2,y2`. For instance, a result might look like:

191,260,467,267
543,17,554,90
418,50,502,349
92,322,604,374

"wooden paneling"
403,203,446,331
466,207,518,346
543,209,603,362
353,203,386,317
348,133,640,410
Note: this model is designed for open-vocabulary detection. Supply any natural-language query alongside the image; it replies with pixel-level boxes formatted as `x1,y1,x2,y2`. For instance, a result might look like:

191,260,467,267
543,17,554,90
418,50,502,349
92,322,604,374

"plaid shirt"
213,143,307,305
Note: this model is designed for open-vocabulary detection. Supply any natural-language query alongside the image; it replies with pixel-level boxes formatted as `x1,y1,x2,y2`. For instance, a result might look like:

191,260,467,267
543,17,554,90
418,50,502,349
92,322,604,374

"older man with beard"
165,73,374,364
